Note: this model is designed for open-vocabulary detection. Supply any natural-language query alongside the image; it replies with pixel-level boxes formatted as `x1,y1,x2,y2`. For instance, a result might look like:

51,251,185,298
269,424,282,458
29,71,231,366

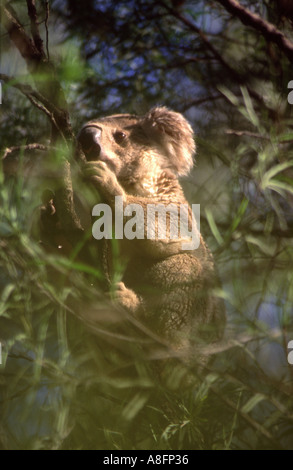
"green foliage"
0,172,293,450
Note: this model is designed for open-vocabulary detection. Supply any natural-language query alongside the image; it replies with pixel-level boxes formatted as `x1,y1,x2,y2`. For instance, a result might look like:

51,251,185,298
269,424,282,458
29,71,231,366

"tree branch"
26,0,46,58
3,4,43,64
160,0,240,80
44,0,50,60
0,74,67,141
2,3,71,140
225,129,271,140
2,143,49,160
215,0,293,64
1,6,84,238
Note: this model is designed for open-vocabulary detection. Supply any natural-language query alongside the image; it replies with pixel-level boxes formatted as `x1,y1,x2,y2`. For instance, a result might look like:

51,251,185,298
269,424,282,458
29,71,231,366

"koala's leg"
114,282,142,314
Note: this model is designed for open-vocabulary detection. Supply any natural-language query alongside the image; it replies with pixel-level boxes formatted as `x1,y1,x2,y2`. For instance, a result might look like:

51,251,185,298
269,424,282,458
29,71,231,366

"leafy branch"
215,0,293,64
1,1,84,241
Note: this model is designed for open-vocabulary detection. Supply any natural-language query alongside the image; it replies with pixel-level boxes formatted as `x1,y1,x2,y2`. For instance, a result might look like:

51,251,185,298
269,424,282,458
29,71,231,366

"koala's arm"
84,161,125,201
84,161,187,258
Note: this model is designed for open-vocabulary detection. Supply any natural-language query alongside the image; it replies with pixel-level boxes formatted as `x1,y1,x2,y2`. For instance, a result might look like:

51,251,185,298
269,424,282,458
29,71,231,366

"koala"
78,106,225,360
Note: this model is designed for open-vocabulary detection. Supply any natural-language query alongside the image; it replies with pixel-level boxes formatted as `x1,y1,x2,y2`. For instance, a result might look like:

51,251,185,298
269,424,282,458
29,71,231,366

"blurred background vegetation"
0,0,293,450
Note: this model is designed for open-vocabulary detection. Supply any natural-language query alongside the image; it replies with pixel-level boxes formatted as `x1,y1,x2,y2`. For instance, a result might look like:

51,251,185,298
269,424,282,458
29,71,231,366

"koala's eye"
114,131,127,144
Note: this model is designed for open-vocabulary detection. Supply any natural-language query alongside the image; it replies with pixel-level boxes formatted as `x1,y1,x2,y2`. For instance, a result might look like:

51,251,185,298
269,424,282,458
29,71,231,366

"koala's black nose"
78,126,101,161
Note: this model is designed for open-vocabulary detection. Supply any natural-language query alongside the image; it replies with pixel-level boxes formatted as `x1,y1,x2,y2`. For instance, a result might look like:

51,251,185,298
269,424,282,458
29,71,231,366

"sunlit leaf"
122,392,150,421
241,393,266,414
205,208,224,244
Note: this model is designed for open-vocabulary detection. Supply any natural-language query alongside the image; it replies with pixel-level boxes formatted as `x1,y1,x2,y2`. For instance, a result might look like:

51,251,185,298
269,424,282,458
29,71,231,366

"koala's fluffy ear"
142,106,195,176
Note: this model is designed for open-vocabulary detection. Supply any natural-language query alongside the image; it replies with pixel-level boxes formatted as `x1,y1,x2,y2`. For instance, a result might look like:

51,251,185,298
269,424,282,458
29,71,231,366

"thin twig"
215,0,293,64
44,0,50,60
2,5,71,134
2,143,50,160
26,0,45,57
3,4,42,65
226,128,293,144
159,0,241,81
210,384,281,447
225,129,271,140
0,74,66,142
2,5,84,239
25,93,61,131
180,95,222,112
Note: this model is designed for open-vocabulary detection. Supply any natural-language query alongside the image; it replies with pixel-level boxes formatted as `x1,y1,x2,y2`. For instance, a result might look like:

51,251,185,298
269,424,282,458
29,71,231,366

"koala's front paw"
115,281,141,314
83,161,124,200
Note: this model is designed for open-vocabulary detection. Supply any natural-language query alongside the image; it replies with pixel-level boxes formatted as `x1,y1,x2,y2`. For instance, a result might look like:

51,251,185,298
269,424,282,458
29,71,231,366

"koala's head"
77,107,195,183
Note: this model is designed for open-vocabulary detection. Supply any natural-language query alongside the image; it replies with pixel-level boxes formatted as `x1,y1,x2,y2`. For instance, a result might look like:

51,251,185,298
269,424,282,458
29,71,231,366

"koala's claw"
83,160,111,180
83,161,123,198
